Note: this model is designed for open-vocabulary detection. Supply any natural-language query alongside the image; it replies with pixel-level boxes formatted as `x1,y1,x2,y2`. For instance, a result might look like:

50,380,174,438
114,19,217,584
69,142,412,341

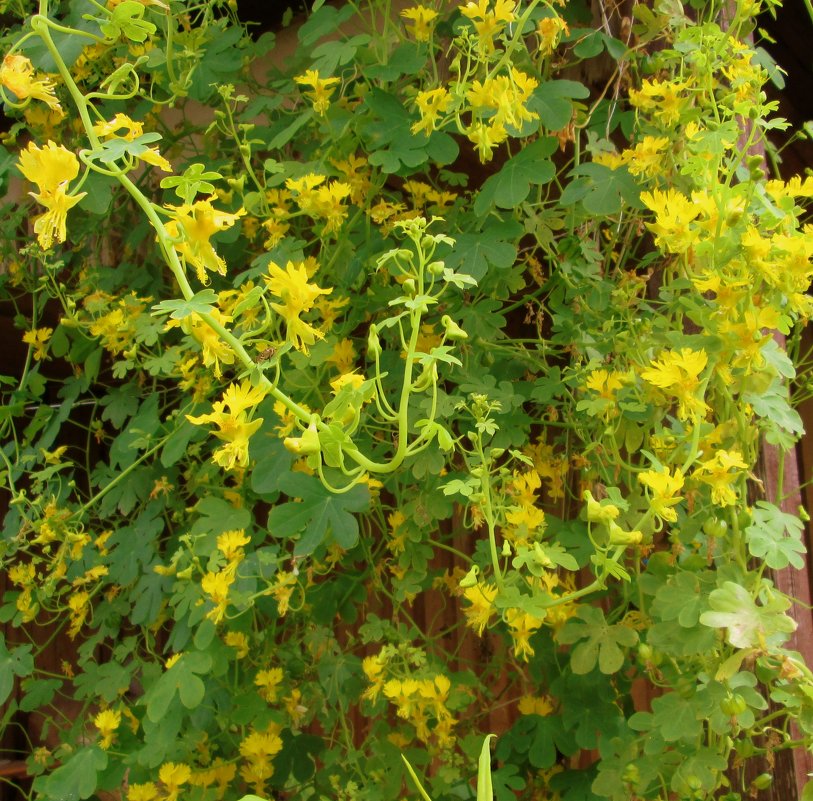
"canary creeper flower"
537,15,568,55
22,327,53,361
460,0,516,53
294,69,340,116
639,188,701,253
255,667,284,702
265,260,332,352
640,348,709,420
158,762,191,801
127,784,159,801
17,140,86,250
400,6,439,41
165,198,245,284
92,113,171,171
93,708,121,749
412,87,452,135
462,582,498,635
638,467,685,522
0,54,62,112
694,449,748,507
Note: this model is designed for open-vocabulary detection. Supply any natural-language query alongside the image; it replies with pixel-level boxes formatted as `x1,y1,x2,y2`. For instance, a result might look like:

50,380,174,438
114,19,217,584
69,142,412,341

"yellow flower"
518,694,555,715
217,529,251,562
200,570,234,622
264,260,332,352
255,667,284,702
639,188,701,254
412,87,452,136
506,608,543,661
640,348,709,420
17,140,86,249
537,15,568,55
693,449,748,507
22,327,53,361
400,6,439,41
462,582,498,635
127,783,159,801
327,338,356,374
461,0,516,53
625,136,671,178
224,631,249,658
0,54,62,112
638,467,685,522
285,173,352,233
158,762,191,801
93,708,121,749
294,69,340,116
165,198,245,284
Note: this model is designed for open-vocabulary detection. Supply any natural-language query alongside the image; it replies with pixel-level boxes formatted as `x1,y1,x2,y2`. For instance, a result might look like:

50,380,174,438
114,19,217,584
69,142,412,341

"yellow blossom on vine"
265,259,332,352
629,78,690,127
127,784,159,801
68,591,90,638
22,327,53,361
537,15,568,55
0,54,62,112
412,87,452,136
638,466,685,522
462,582,498,635
294,69,340,116
640,348,709,420
165,198,245,284
186,381,264,471
201,570,234,622
255,667,283,702
362,653,387,702
217,529,251,562
506,608,544,661
460,0,516,53
625,136,671,177
17,140,86,249
518,694,555,715
327,338,356,374
693,449,748,507
158,762,191,801
269,570,298,616
639,188,701,254
400,6,439,41
93,708,121,749
225,631,249,658
285,174,351,234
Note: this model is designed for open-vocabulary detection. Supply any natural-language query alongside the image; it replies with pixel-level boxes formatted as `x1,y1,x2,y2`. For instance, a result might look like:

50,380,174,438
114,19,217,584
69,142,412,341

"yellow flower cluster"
285,173,352,234
187,381,266,471
294,69,340,116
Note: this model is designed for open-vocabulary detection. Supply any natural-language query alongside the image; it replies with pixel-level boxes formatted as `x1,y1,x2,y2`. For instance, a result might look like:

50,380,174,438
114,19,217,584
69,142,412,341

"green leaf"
474,137,557,214
160,163,222,204
37,746,107,800
699,581,797,648
151,289,219,320
528,80,590,131
558,606,638,674
745,501,806,569
560,163,641,215
477,735,497,801
20,677,62,712
269,474,369,555
441,221,521,281
743,379,804,434
0,634,34,705
191,497,252,535
99,1,156,42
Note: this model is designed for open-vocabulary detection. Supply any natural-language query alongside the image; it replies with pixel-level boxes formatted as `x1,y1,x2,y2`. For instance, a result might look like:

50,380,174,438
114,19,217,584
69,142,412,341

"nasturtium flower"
93,708,121,749
638,466,685,522
506,608,544,661
225,631,249,658
639,188,701,254
537,15,568,55
640,347,709,420
412,87,452,136
264,259,332,352
255,667,284,702
462,582,498,635
694,449,749,507
460,0,516,53
400,6,439,41
127,783,159,801
164,198,245,284
0,54,62,112
583,489,620,523
17,140,86,249
294,69,340,116
22,327,53,361
217,529,251,562
518,694,555,715
158,762,191,801
201,570,234,622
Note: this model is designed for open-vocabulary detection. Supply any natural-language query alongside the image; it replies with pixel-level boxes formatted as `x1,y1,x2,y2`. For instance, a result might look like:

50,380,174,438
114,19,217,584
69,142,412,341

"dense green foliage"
1,0,813,800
